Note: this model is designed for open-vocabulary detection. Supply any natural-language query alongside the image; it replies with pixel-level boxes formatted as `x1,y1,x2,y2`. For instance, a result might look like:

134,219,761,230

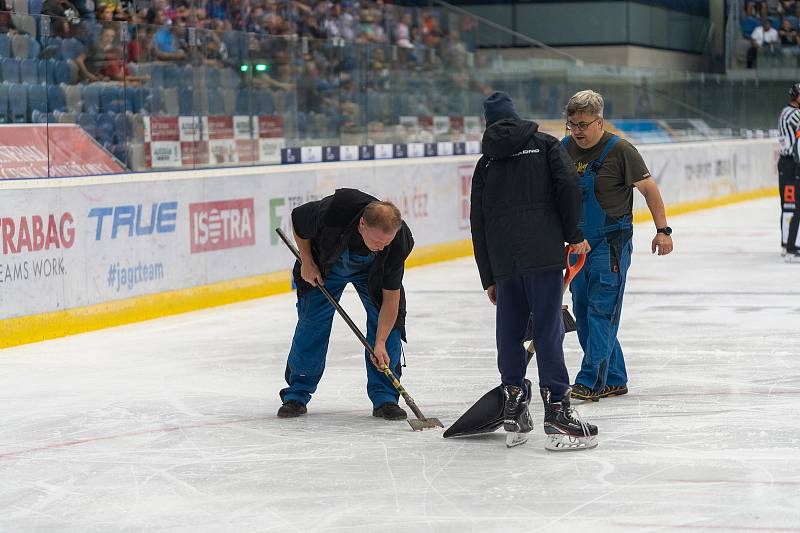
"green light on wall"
240,64,249,72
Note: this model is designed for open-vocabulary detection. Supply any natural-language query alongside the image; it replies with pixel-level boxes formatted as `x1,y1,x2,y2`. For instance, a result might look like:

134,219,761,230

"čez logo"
89,202,178,240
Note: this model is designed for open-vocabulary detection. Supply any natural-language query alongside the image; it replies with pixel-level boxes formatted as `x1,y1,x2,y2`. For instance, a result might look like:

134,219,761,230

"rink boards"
0,138,778,347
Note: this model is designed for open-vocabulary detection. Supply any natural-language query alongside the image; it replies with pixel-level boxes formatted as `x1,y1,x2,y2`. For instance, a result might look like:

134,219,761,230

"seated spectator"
298,13,326,40
746,1,767,17
358,11,385,44
251,62,295,93
395,13,413,48
42,0,82,38
781,0,800,16
206,0,227,21
76,25,113,82
779,17,799,46
748,17,780,67
202,18,229,68
0,0,16,34
151,9,187,62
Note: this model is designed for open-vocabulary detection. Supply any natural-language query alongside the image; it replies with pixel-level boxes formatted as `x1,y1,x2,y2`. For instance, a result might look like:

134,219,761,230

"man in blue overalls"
278,189,414,420
562,90,674,402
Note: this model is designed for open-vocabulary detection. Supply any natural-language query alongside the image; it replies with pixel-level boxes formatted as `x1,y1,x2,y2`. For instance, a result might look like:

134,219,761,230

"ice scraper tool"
276,228,444,431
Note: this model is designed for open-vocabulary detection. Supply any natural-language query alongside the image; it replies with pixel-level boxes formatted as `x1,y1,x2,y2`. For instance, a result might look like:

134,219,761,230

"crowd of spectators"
741,0,800,67
0,0,484,146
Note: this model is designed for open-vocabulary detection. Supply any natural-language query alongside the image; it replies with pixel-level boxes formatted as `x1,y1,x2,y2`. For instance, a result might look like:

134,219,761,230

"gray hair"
565,90,605,118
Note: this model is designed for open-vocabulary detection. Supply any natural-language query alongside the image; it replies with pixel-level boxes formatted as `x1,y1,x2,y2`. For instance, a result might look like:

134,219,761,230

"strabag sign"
189,198,255,253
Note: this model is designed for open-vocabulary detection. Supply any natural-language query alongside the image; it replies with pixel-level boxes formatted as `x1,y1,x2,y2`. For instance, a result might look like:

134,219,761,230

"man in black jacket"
278,188,414,421
470,91,598,450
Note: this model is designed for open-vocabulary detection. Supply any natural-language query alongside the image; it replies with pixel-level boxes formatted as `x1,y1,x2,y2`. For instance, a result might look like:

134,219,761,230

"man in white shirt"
748,18,781,67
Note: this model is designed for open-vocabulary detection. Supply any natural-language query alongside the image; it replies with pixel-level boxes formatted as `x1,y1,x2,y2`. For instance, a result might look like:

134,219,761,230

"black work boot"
570,383,600,402
372,402,407,420
277,400,307,418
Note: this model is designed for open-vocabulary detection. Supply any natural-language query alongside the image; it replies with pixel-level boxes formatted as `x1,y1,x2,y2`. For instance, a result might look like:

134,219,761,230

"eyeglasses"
565,118,600,131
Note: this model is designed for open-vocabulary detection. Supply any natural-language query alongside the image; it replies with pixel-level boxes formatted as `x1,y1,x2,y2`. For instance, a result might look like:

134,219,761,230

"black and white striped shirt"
779,105,800,157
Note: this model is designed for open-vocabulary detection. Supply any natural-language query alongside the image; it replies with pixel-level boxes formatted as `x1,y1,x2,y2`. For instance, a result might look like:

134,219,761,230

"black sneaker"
599,384,628,398
277,400,307,418
373,402,407,420
502,384,533,434
570,383,600,402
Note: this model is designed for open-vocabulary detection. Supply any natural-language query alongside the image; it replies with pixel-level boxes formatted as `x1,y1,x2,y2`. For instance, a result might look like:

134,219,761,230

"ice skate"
503,381,533,448
541,387,598,451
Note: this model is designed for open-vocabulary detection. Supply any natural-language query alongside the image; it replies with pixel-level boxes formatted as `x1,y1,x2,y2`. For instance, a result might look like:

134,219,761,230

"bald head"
362,201,402,234
358,201,402,252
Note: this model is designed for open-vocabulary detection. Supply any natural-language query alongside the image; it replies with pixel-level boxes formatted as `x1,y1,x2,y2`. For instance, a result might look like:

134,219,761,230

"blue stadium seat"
27,82,47,117
9,83,27,122
20,58,38,84
208,89,224,115
1,58,20,83
27,36,41,59
124,86,142,113
144,87,164,115
177,64,193,87
0,83,8,123
163,64,180,88
28,0,43,14
0,34,11,58
31,109,50,123
256,90,274,115
787,15,799,30
40,36,62,60
741,16,760,38
113,112,130,143
47,84,65,112
235,88,253,115
149,64,165,88
60,38,86,61
100,85,124,113
769,16,782,31
178,86,193,115
36,57,46,82
96,112,115,145
82,84,101,113
77,112,97,137
203,65,220,88
54,59,69,85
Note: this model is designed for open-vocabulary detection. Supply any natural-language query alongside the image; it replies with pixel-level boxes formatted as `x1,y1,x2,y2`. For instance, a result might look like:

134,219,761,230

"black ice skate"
541,387,598,451
503,381,533,448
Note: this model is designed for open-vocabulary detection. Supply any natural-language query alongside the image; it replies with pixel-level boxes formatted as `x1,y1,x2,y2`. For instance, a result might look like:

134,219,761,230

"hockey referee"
778,83,800,261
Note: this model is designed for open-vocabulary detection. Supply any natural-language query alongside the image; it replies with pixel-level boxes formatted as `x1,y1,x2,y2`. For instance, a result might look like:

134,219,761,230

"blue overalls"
565,135,633,392
280,247,403,408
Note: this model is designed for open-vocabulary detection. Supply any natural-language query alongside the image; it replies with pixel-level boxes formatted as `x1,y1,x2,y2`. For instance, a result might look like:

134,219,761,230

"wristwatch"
656,226,673,235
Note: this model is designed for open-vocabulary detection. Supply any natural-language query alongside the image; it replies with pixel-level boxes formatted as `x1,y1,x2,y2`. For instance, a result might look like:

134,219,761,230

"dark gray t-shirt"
565,132,651,218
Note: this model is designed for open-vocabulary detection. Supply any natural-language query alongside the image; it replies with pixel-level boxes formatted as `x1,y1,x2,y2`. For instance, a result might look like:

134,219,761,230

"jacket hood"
481,119,539,159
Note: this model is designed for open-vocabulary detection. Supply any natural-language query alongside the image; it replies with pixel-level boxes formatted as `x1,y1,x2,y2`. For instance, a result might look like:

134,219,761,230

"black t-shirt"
564,131,651,218
293,200,405,291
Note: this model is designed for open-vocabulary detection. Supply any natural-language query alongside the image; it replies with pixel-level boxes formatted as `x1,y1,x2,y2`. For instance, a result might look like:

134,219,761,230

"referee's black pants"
778,155,800,253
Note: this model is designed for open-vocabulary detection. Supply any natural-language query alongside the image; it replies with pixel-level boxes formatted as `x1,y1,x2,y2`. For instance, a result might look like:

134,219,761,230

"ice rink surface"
1,197,799,532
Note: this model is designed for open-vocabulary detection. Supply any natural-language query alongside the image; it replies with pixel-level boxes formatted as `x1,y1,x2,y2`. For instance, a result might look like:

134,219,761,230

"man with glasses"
562,90,673,402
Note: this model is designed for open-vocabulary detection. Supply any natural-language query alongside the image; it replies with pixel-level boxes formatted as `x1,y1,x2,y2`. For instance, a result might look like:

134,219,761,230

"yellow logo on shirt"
576,161,588,175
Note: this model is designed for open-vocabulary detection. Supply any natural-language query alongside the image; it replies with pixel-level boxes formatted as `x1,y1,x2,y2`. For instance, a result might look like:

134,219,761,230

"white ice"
1,197,799,532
